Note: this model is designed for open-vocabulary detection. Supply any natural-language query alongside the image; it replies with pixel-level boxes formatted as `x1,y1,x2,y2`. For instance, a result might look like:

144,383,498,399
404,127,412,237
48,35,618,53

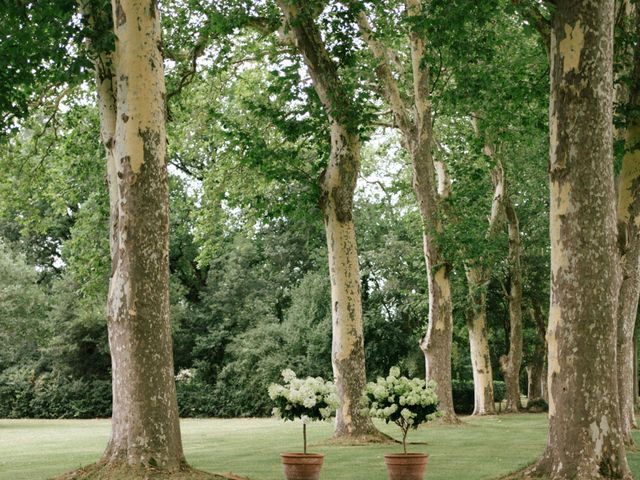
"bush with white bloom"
364,366,439,454
268,369,338,454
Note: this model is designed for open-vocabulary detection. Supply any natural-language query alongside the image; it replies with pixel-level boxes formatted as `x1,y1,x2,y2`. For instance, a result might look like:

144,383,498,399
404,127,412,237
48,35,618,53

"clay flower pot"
383,453,429,480
280,453,325,480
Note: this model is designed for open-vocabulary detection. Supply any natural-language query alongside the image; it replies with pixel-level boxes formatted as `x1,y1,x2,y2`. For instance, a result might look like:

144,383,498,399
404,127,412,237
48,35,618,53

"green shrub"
452,379,475,414
452,379,506,414
29,374,112,418
0,366,35,418
0,367,112,418
493,381,506,403
526,397,548,412
175,374,217,417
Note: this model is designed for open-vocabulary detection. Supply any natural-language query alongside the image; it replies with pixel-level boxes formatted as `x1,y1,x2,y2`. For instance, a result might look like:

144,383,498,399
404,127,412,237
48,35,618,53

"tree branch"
353,5,415,138
510,0,551,55
406,0,431,136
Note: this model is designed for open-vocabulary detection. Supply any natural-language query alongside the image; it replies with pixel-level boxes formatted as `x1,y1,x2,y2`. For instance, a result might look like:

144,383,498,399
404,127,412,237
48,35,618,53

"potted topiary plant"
364,366,439,480
268,369,338,480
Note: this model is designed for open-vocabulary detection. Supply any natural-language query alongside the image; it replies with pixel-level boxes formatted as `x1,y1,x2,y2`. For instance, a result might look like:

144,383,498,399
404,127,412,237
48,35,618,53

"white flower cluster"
175,368,195,382
365,366,438,426
268,369,338,422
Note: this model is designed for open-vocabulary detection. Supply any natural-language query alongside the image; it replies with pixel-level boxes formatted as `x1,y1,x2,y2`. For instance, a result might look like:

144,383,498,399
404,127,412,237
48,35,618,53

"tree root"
51,461,248,480
429,412,464,426
495,461,549,480
496,457,635,480
442,412,463,425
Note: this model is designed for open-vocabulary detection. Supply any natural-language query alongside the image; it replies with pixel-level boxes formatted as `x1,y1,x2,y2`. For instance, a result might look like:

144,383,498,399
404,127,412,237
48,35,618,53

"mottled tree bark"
103,0,185,469
528,1,631,477
77,0,187,473
465,266,496,416
616,237,640,445
526,364,543,401
526,302,546,402
616,4,640,447
500,198,523,413
355,0,457,422
541,362,548,403
322,124,376,438
276,0,378,439
464,122,504,416
634,328,639,406
420,262,456,421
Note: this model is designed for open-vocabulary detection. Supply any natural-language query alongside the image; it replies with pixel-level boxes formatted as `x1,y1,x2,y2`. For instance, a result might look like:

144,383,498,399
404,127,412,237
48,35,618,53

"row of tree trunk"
76,0,640,478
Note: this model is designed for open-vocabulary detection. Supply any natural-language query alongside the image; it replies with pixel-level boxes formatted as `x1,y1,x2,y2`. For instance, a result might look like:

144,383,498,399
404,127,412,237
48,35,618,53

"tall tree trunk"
321,123,374,437
465,267,495,415
526,302,546,402
500,198,523,413
355,1,457,421
634,327,639,406
408,0,456,421
74,4,226,478
617,241,640,445
616,3,640,447
99,0,185,469
414,138,456,422
276,0,379,439
463,121,503,416
419,261,456,421
528,1,631,477
526,364,543,401
541,363,548,403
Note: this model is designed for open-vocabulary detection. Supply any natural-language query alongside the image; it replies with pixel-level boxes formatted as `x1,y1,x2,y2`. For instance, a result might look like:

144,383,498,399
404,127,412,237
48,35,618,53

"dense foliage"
0,0,554,420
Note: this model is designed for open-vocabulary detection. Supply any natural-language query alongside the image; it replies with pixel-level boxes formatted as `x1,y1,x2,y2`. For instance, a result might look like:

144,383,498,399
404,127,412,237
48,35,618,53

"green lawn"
2,414,640,479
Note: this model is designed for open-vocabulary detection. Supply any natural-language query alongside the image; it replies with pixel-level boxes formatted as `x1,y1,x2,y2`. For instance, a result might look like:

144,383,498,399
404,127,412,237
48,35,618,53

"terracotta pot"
280,453,325,480
383,453,429,480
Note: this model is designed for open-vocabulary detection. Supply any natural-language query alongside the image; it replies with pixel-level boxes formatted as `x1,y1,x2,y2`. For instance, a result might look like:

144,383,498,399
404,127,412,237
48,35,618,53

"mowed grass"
2,414,640,480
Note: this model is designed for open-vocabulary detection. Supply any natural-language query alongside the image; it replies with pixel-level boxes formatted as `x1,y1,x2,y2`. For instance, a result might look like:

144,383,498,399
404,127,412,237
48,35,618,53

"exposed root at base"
50,461,247,480
495,460,634,480
494,460,553,480
429,413,464,426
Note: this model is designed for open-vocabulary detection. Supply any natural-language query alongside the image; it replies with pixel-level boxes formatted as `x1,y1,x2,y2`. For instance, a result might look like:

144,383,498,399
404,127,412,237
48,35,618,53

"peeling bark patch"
115,0,126,27
559,21,585,74
550,109,558,165
590,416,610,457
550,180,572,277
433,268,449,331
546,305,561,417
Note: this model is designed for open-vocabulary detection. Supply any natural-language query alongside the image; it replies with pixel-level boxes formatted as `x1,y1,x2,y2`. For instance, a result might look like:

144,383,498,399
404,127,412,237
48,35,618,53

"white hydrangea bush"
268,369,338,422
364,366,439,453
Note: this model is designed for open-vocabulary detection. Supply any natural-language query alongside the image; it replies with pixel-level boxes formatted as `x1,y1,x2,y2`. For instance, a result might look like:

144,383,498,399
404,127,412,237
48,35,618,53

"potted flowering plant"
364,366,439,480
268,369,338,480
